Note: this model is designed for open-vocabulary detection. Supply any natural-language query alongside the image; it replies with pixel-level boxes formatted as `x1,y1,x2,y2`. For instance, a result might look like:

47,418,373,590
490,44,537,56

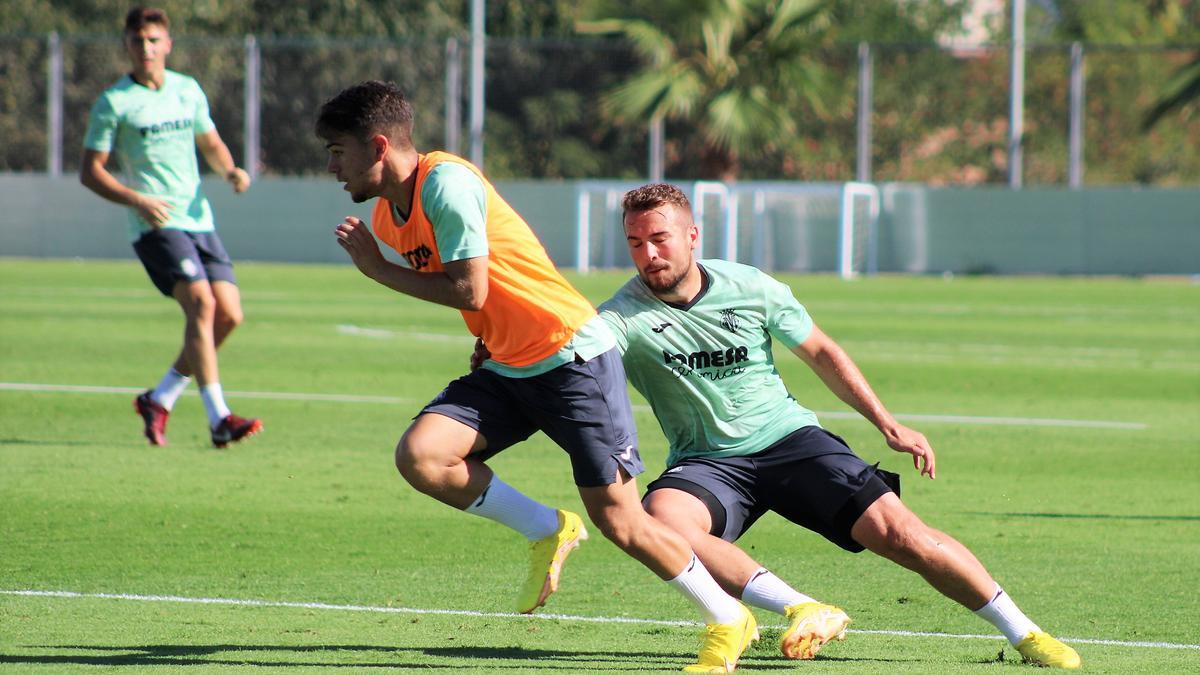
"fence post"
1068,41,1085,189
648,116,664,182
469,0,485,168
445,37,461,155
1008,0,1025,189
47,32,63,178
243,35,260,180
856,41,873,183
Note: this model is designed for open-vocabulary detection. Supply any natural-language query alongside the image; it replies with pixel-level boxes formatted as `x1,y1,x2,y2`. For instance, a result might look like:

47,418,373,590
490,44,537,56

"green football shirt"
598,258,820,467
83,69,217,241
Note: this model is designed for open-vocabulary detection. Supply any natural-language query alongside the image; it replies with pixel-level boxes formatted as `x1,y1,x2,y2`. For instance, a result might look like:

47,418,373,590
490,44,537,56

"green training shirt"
598,258,820,467
83,69,217,241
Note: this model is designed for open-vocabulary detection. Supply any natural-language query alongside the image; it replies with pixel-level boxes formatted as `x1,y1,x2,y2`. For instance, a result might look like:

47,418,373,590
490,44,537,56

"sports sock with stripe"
463,475,560,541
741,567,818,615
667,555,745,624
973,585,1040,645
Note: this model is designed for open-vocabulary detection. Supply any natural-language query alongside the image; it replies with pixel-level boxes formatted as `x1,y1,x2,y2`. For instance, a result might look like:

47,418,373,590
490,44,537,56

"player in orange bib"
316,81,758,672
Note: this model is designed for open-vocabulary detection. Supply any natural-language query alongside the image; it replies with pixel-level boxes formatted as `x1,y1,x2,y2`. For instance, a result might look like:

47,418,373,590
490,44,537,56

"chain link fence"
2,33,1196,184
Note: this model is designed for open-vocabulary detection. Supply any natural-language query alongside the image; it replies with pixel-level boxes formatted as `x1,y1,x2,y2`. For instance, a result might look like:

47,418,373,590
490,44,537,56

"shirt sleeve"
763,273,813,348
420,163,489,263
83,95,118,152
191,79,217,135
596,300,629,355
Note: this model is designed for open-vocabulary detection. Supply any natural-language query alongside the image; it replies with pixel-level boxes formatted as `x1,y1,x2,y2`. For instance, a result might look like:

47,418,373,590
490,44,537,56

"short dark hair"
124,7,169,34
315,80,415,146
622,183,693,219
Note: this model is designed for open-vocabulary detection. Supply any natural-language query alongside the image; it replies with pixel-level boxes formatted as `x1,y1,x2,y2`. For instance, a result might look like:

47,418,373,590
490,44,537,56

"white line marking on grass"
0,382,1147,430
0,382,417,405
815,410,1148,430
336,324,474,343
4,590,1197,651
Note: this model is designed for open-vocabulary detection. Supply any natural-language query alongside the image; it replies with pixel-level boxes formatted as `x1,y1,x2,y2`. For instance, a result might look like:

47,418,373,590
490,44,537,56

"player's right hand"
134,194,173,228
335,216,386,279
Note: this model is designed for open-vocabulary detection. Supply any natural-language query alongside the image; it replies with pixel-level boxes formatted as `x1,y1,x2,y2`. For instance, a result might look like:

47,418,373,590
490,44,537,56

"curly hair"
315,80,415,146
621,183,692,218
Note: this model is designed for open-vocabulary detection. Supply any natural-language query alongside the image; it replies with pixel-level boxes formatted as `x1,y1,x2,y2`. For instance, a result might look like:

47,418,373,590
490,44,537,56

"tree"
579,0,835,180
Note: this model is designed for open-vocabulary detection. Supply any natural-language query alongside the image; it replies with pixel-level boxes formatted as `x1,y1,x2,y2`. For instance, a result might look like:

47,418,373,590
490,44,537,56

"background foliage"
1,0,1197,182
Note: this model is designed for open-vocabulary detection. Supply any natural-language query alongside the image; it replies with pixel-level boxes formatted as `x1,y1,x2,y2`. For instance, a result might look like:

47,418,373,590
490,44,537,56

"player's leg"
168,232,243,376
851,494,1080,668
129,230,207,444
171,277,219,386
171,280,242,367
644,458,847,661
395,410,494,509
577,475,758,673
176,233,259,446
852,493,994,606
169,277,258,446
535,349,757,671
397,372,568,613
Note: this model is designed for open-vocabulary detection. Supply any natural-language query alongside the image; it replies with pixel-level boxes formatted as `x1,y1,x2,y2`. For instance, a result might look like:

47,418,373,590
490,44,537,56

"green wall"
1,176,1195,275
879,185,1199,275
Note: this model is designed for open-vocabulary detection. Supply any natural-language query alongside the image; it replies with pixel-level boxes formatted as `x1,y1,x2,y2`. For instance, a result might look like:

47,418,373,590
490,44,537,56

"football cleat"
780,602,851,659
134,390,170,446
683,604,759,673
1016,631,1081,669
517,510,588,614
211,413,262,448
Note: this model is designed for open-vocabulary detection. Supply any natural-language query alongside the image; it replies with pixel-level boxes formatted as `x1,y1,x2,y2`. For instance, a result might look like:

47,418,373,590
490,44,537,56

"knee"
181,289,216,324
215,304,244,332
394,429,447,490
857,505,929,562
875,522,924,559
589,508,642,550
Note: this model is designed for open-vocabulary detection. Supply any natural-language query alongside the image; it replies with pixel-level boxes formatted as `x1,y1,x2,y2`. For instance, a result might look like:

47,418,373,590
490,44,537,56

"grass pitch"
1,258,1197,673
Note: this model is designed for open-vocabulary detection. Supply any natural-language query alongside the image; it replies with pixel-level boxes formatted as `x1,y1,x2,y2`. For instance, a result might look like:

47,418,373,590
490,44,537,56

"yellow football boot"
516,510,587,614
1016,631,1081,669
780,602,851,659
683,604,759,673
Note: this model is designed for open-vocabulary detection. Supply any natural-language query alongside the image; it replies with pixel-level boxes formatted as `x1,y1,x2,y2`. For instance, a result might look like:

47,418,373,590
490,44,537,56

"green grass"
1,258,1198,673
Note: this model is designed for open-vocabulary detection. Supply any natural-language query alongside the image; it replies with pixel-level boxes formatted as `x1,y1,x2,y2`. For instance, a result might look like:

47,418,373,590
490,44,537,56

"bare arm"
334,216,489,311
195,129,250,193
79,148,173,228
791,323,936,478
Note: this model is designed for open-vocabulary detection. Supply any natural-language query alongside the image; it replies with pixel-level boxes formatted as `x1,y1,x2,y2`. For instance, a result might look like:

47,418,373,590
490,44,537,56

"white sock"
666,555,745,624
150,367,191,410
741,568,818,615
463,475,560,541
973,585,1040,645
200,383,232,428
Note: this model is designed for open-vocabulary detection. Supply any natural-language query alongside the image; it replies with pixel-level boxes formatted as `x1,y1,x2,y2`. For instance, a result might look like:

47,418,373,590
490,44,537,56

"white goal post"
574,181,880,279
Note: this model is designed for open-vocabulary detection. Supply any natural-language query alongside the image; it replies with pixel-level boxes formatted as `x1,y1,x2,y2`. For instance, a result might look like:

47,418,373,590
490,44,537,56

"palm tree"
1142,54,1200,131
578,0,833,180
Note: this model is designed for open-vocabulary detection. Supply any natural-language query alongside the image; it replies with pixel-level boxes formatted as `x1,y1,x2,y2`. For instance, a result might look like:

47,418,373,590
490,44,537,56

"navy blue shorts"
133,228,236,296
644,426,900,552
422,348,644,488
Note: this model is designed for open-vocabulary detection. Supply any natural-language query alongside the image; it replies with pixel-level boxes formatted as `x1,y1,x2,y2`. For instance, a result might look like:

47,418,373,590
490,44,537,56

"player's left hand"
883,423,936,479
469,338,491,371
335,216,386,279
226,167,251,193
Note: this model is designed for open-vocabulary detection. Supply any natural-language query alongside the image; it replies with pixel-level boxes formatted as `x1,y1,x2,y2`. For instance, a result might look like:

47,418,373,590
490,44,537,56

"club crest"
719,309,740,333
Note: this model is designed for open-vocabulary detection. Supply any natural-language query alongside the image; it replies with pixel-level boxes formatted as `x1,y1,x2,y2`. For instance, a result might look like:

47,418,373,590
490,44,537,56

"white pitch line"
0,382,1147,430
0,382,418,406
3,589,1196,651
